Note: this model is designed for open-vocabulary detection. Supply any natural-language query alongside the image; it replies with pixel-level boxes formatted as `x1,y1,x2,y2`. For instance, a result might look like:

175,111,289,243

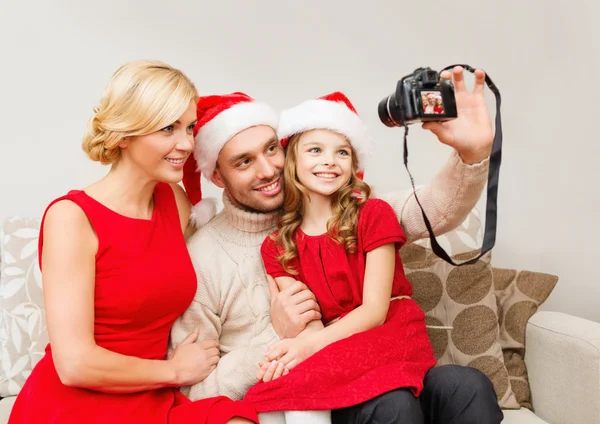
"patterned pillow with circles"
400,246,520,410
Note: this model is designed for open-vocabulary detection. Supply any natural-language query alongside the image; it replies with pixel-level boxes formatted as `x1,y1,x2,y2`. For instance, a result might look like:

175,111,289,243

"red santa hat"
277,92,372,175
182,92,278,228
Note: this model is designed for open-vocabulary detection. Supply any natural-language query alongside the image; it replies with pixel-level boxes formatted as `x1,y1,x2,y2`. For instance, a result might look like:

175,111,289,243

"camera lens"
378,94,401,127
378,95,394,127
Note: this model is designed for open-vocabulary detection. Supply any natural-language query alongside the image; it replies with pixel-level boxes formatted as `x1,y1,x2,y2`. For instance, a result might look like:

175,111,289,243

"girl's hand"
256,360,289,382
265,338,319,370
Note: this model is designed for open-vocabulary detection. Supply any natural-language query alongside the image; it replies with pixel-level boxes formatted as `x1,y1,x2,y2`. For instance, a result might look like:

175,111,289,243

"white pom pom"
190,198,218,228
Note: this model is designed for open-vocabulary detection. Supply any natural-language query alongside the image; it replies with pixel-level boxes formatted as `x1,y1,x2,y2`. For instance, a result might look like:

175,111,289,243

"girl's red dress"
8,183,258,424
244,198,436,412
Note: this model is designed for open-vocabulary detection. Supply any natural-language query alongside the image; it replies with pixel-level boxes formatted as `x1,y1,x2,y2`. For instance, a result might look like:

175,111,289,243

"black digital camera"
378,67,458,127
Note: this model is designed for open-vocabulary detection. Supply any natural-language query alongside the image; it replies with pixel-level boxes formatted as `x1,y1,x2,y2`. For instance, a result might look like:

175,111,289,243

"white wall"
1,0,599,321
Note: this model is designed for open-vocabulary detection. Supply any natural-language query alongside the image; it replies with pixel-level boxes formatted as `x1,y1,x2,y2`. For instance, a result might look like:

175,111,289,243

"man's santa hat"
182,92,279,228
277,92,372,176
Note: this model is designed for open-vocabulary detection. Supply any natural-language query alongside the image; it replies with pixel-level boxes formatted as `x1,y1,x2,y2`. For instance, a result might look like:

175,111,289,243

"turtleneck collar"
222,192,279,233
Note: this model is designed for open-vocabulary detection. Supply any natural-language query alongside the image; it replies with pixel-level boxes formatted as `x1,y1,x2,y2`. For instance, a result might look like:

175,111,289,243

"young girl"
244,92,437,421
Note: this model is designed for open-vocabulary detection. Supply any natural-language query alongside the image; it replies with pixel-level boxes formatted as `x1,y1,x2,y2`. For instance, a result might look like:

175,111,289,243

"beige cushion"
493,268,558,409
413,207,483,256
402,246,520,409
0,218,47,397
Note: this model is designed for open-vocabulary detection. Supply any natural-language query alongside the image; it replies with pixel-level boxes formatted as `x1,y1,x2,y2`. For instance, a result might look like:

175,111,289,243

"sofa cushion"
413,207,483,256
493,268,558,409
0,217,46,397
402,246,520,409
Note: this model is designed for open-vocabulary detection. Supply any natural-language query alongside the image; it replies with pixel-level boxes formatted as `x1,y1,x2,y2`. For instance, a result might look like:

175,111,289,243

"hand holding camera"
425,66,493,165
379,66,493,165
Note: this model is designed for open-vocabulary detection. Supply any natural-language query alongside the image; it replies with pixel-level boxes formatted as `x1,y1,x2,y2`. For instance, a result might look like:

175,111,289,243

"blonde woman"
9,60,257,424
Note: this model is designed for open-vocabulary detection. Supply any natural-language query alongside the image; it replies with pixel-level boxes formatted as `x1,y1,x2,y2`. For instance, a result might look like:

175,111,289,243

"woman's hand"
423,66,494,165
168,328,220,386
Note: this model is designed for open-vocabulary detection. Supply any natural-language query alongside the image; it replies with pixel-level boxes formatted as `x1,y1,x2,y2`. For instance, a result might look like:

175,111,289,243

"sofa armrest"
525,311,600,424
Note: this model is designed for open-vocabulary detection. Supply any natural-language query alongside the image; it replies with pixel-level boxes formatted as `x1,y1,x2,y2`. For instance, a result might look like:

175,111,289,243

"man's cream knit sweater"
170,151,489,402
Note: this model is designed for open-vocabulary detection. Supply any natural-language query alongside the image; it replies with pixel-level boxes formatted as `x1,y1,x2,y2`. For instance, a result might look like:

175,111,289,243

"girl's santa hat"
277,91,372,175
182,92,279,228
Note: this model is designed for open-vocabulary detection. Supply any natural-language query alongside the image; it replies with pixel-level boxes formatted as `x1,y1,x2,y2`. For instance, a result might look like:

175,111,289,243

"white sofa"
1,214,599,423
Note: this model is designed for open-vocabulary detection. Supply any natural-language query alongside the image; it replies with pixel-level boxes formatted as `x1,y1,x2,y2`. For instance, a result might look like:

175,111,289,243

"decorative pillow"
0,217,46,397
493,267,558,409
413,207,483,256
401,246,520,409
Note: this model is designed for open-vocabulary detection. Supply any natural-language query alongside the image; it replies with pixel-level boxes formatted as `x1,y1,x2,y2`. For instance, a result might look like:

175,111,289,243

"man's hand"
268,275,322,339
423,66,494,165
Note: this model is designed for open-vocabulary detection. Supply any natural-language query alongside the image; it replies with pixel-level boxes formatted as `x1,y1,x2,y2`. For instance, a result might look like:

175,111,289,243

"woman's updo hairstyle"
82,60,199,165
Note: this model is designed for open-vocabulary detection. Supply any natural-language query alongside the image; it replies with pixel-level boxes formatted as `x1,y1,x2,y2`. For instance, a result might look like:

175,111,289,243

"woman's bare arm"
42,200,214,393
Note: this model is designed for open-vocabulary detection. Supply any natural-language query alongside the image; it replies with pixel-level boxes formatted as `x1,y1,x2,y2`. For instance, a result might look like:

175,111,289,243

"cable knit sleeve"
183,272,280,402
378,150,489,244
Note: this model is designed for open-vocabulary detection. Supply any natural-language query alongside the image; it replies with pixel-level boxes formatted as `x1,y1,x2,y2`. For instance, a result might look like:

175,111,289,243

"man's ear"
211,168,225,189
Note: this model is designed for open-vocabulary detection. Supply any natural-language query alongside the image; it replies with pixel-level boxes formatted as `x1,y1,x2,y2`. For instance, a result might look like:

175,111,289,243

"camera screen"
421,91,445,116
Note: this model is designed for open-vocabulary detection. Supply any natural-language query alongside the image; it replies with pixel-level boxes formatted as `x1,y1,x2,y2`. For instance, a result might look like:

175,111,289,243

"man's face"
212,125,285,213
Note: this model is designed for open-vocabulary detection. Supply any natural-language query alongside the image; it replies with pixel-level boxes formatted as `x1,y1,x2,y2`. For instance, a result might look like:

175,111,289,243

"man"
171,68,504,423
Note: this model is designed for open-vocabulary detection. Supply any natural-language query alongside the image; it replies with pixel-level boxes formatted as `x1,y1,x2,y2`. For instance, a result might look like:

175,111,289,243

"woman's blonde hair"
82,60,199,165
274,132,371,274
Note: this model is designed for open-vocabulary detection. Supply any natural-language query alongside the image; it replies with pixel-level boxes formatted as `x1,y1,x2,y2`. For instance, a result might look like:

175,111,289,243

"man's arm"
182,302,279,401
171,259,280,401
379,150,489,245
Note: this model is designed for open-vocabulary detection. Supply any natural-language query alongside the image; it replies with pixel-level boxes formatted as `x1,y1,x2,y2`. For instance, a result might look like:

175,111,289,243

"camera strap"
401,64,502,266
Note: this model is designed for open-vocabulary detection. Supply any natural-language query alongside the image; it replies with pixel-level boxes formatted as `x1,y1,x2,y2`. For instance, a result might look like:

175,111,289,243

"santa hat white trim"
195,101,279,179
277,99,372,171
189,197,218,229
